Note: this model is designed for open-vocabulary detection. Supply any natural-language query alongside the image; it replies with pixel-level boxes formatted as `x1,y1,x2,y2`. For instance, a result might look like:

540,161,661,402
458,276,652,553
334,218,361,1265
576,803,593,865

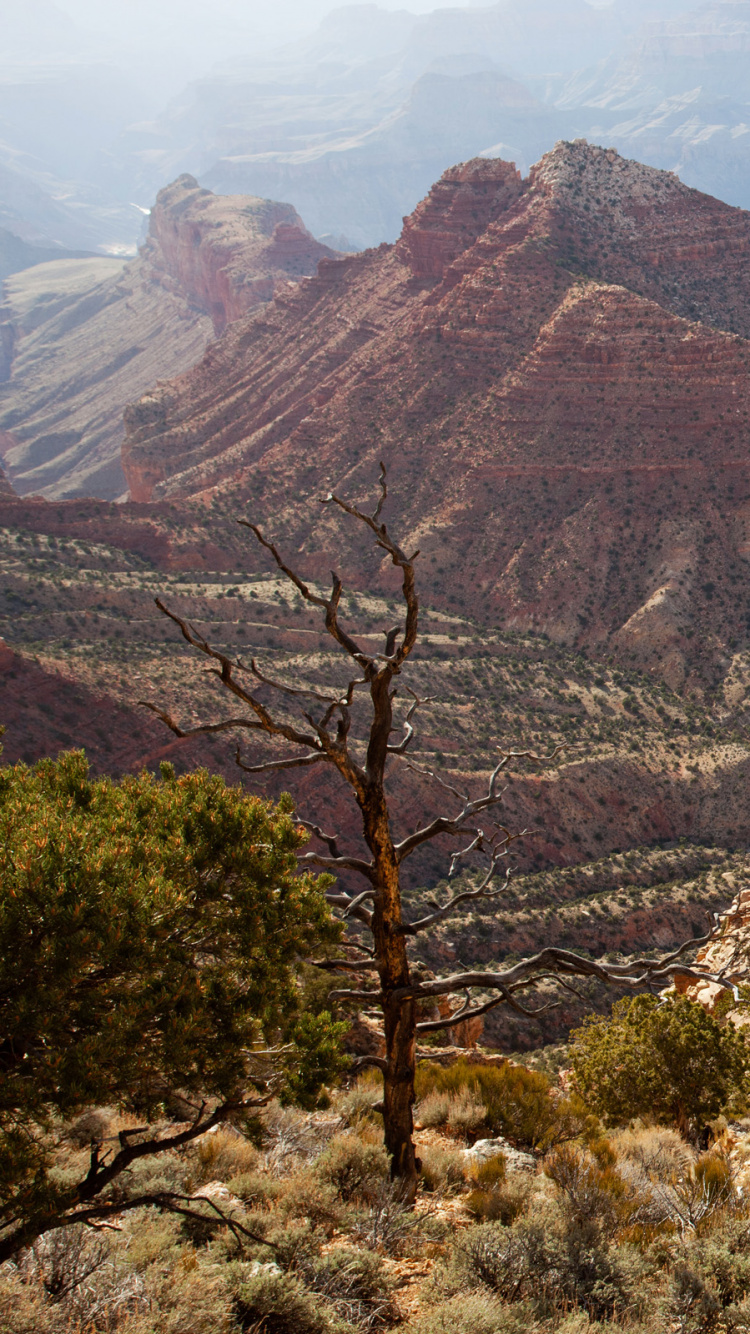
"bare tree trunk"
362,788,419,1200
382,989,419,1197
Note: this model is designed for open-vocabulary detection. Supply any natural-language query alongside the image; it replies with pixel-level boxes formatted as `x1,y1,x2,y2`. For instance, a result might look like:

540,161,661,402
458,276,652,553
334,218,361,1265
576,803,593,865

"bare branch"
319,463,419,670
235,750,325,775
309,958,381,972
387,685,434,755
416,987,558,1032
396,746,565,863
300,821,342,858
397,927,748,1009
351,1055,388,1074
150,599,325,754
39,1193,279,1254
324,889,374,929
305,854,375,880
372,460,388,522
239,522,373,668
403,855,518,936
139,702,264,739
329,989,385,1003
242,657,342,704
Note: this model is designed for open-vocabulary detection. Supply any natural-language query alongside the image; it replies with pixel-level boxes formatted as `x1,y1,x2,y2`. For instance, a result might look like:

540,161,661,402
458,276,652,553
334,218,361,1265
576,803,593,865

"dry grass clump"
418,1143,467,1194
402,1288,533,1334
334,1072,383,1128
193,1128,260,1185
466,1160,531,1225
416,1089,487,1137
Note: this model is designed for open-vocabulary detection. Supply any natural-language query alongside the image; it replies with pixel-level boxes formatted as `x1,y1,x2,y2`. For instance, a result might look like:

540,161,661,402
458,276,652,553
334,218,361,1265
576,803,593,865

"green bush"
0,752,345,1251
570,995,749,1136
414,1059,583,1150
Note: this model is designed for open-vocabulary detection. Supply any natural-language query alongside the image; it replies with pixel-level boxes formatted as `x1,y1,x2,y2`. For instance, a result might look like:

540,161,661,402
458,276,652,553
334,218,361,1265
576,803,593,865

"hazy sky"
59,0,478,50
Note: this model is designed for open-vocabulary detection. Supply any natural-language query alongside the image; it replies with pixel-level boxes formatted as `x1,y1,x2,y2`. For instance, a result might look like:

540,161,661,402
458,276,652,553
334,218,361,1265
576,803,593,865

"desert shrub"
352,1180,443,1256
659,1152,740,1234
414,1088,453,1128
314,1133,389,1202
466,1162,530,1226
227,1170,283,1209
681,1215,750,1305
415,1088,486,1137
262,1102,338,1171
414,1060,584,1150
279,1169,346,1233
234,1268,337,1334
469,1156,507,1188
260,1219,322,1273
447,1090,488,1137
310,1247,397,1328
192,1128,259,1183
419,1144,467,1193
545,1145,637,1237
0,1272,55,1334
335,1073,383,1128
403,1289,534,1334
122,1209,185,1268
614,1124,695,1183
454,1212,647,1320
63,1107,113,1148
570,995,749,1137
123,1147,193,1198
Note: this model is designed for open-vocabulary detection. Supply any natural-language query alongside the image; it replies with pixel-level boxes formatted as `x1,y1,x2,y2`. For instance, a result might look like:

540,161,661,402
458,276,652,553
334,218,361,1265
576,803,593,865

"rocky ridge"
123,142,750,692
0,176,336,500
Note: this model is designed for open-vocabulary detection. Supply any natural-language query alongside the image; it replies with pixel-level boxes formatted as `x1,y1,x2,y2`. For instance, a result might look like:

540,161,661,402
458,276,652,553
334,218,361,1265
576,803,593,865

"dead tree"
146,467,741,1201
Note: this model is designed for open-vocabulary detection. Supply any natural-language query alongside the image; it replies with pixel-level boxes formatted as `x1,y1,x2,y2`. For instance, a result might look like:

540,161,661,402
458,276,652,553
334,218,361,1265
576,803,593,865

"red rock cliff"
122,142,750,689
143,174,339,333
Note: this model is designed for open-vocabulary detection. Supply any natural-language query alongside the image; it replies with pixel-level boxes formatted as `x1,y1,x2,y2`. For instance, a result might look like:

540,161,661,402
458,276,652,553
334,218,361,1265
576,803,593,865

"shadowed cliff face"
0,176,337,500
121,142,750,691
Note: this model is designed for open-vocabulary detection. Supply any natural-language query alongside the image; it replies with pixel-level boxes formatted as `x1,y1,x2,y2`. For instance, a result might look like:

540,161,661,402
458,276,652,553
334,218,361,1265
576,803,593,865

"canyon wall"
122,141,750,691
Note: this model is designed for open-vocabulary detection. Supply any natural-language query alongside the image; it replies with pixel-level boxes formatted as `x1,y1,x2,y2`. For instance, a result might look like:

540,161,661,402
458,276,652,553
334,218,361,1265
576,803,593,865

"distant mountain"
103,1,750,249
558,1,750,209
123,144,750,693
3,2,750,256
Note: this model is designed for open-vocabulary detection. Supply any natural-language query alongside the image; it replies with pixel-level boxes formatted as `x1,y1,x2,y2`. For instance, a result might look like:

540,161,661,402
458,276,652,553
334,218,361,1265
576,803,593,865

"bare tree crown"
145,466,743,1047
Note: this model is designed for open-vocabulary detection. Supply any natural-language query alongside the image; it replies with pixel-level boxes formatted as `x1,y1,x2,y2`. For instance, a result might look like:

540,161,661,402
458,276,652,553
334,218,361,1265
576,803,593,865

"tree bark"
361,784,419,1201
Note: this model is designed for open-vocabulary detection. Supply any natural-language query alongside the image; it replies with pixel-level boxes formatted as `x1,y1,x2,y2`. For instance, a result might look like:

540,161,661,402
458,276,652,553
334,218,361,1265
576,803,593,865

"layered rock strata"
122,142,750,689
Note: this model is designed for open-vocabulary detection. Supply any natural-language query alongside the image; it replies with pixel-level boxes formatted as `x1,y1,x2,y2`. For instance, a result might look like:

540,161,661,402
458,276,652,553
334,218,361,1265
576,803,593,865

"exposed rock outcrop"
122,142,750,689
146,174,338,333
0,179,336,500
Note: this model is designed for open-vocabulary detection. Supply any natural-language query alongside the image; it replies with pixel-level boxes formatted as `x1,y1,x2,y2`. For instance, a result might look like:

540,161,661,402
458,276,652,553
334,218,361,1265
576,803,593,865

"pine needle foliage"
0,747,343,1253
